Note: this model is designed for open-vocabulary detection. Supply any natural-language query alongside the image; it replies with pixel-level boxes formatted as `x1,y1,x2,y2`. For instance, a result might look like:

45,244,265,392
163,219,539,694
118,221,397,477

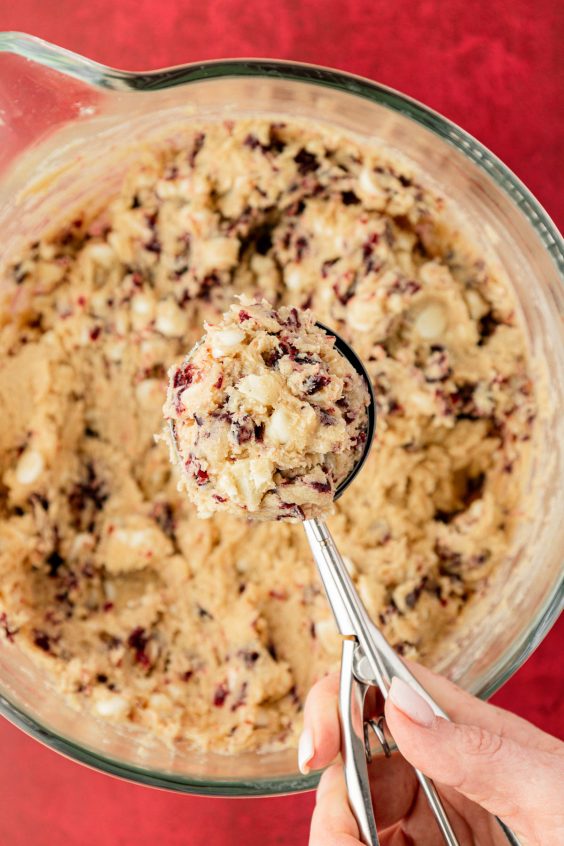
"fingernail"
389,677,435,727
298,727,315,774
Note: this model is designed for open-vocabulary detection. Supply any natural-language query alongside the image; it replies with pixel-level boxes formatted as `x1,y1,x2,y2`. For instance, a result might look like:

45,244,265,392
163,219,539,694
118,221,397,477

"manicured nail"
298,727,315,774
389,677,435,727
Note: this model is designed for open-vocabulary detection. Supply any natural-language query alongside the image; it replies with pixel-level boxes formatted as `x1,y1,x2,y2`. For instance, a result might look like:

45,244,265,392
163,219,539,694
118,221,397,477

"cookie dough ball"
163,297,370,521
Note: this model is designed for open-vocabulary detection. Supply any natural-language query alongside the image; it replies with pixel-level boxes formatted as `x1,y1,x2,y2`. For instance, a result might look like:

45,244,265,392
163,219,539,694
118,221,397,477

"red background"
0,1,562,843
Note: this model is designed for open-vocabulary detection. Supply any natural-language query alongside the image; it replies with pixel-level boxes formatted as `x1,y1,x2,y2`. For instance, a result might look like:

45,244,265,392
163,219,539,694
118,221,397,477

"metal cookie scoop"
169,326,520,846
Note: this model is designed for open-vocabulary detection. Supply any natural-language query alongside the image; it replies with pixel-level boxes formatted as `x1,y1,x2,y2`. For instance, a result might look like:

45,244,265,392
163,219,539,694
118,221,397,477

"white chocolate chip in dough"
136,379,162,409
266,407,294,444
197,237,239,273
465,288,489,320
358,167,386,208
155,299,188,338
285,266,304,292
236,373,280,406
219,457,275,510
210,328,246,358
16,449,45,485
95,695,130,718
414,303,447,339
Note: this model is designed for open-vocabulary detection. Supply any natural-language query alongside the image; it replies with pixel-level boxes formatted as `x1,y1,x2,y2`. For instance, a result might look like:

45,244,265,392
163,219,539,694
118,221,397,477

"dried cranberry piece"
395,640,416,656
478,311,500,345
304,373,330,395
238,649,260,667
189,132,205,166
33,630,52,652
152,501,176,539
127,627,151,667
89,326,101,341
262,347,282,368
254,423,265,442
268,589,288,600
213,374,224,390
341,191,360,205
279,339,299,359
173,362,196,390
389,277,421,296
294,148,319,175
144,237,161,254
0,612,16,643
213,683,229,707
231,418,254,445
243,133,262,150
68,463,108,531
294,353,316,365
319,409,336,426
195,467,209,486
332,281,355,306
238,310,251,322
285,307,301,329
197,605,214,620
321,258,338,278
405,584,423,609
212,493,227,503
46,550,64,577
295,236,308,261
182,670,194,682
309,480,332,493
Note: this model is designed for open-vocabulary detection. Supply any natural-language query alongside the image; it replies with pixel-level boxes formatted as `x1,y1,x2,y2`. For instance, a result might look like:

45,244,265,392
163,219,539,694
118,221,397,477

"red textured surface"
0,2,562,844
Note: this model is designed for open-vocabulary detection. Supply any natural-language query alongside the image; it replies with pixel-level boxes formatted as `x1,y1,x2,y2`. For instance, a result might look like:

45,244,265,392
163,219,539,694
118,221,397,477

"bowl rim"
0,38,562,796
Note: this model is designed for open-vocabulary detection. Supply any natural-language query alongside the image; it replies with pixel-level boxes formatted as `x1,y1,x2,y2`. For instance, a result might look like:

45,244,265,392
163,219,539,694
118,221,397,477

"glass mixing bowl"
0,33,562,796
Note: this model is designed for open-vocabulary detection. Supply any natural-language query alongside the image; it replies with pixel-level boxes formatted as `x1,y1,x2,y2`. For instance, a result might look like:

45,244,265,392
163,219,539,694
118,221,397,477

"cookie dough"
164,296,369,521
0,119,534,754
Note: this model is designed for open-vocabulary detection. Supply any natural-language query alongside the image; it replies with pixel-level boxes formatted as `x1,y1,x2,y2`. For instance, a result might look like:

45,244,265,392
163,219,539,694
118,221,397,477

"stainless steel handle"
340,638,379,846
305,517,522,846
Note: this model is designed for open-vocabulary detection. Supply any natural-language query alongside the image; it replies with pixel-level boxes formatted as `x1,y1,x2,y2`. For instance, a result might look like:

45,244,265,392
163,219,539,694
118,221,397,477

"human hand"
299,662,564,845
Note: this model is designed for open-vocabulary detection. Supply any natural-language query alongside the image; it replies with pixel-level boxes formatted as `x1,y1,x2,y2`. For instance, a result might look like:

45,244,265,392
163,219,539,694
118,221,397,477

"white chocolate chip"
210,328,245,358
155,299,188,338
266,407,294,444
359,167,381,196
132,293,155,317
219,457,275,510
358,167,386,209
136,379,161,409
197,237,239,274
465,288,489,320
414,303,447,339
236,373,280,405
114,528,153,548
85,243,115,268
95,695,129,718
16,449,45,485
285,266,304,292
149,693,171,711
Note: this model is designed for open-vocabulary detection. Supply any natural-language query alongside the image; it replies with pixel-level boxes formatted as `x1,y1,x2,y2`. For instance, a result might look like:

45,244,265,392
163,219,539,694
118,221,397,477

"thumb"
384,676,556,837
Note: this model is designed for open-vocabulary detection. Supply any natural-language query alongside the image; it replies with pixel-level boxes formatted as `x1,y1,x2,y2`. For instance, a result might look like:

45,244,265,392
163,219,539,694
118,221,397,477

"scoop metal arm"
304,517,521,846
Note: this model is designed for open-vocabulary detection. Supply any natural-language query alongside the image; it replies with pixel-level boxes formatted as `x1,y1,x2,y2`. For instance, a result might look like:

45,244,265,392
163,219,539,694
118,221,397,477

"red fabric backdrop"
0,2,562,843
